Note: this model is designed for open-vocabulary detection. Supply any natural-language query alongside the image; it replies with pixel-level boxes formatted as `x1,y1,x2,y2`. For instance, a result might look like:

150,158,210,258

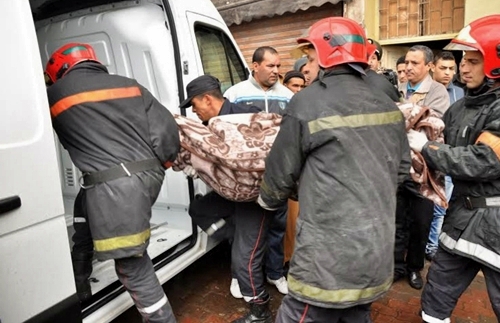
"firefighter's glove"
257,195,278,211
407,129,428,153
183,165,199,179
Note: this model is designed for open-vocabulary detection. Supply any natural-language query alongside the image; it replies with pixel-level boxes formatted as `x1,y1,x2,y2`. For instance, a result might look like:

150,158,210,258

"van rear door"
0,1,79,323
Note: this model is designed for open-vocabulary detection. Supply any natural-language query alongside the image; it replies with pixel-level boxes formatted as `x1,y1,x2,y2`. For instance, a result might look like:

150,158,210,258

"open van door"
0,1,80,323
1,0,249,321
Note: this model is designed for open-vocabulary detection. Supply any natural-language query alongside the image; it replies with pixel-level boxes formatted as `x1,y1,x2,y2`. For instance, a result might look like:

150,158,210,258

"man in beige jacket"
398,45,450,116
395,44,450,289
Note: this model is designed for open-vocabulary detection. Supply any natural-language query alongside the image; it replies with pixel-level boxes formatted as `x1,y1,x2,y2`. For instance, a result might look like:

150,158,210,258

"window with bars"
379,0,464,40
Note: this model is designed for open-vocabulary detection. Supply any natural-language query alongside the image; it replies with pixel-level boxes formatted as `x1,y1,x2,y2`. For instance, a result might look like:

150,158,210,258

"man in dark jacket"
180,75,274,323
44,43,180,322
258,17,410,323
365,42,401,102
406,15,500,322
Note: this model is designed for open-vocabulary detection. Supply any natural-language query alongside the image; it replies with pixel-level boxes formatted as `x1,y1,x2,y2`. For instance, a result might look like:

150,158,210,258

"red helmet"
296,17,368,69
444,14,500,79
44,43,99,85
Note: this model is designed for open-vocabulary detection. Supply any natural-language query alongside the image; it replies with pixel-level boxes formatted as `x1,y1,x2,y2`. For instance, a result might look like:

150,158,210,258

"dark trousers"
72,189,176,323
189,191,272,299
265,204,287,280
188,192,235,241
421,246,500,321
115,253,176,323
276,295,372,323
394,185,435,274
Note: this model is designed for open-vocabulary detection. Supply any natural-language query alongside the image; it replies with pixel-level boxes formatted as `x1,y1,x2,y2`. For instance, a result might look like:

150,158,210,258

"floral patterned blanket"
172,113,282,202
398,102,448,208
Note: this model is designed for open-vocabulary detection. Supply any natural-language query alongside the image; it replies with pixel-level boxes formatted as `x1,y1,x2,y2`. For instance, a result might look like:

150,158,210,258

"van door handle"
0,196,21,215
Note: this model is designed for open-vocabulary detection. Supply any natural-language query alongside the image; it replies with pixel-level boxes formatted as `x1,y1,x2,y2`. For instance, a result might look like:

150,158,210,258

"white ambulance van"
0,1,248,322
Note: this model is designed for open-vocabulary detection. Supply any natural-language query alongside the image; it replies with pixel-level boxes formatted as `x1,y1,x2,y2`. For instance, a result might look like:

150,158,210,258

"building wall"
360,0,500,70
464,0,500,24
228,2,343,74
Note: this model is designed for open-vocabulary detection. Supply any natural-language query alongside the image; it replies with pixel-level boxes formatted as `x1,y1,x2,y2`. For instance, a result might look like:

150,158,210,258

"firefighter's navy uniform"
48,61,180,323
420,85,500,322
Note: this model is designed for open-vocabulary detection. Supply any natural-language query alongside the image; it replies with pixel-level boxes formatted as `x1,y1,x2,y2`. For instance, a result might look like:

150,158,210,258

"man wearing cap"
283,70,306,94
294,57,312,86
224,46,293,300
180,74,275,323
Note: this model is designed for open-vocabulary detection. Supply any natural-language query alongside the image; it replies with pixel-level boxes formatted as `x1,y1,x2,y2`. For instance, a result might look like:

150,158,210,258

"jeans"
426,176,454,256
265,204,288,280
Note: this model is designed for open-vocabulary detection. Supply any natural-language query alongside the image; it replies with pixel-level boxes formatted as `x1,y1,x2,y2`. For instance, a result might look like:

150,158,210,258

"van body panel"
2,0,248,321
0,2,75,322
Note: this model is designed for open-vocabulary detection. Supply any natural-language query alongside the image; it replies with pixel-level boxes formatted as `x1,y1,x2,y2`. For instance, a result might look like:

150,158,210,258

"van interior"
28,0,248,319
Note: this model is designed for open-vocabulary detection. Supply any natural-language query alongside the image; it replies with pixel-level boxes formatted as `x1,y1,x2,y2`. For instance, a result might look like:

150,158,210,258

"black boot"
231,295,273,323
71,252,94,302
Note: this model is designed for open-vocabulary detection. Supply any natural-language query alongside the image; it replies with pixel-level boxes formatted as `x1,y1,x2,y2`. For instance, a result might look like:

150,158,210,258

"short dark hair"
252,46,278,64
194,88,223,101
283,70,305,84
396,55,406,66
408,45,434,64
433,51,456,64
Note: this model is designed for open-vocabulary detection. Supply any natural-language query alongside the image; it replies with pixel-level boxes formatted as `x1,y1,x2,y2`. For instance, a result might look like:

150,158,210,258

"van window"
195,25,247,93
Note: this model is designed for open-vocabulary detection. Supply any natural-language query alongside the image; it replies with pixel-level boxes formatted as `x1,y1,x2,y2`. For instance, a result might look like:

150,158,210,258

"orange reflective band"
476,131,500,160
428,144,440,150
50,86,142,118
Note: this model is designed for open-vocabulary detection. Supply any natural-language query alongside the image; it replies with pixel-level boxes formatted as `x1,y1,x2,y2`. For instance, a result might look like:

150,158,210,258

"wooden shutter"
379,0,464,40
228,2,343,74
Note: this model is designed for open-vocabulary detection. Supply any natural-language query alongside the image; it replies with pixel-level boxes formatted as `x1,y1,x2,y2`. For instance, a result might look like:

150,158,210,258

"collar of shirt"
406,81,422,99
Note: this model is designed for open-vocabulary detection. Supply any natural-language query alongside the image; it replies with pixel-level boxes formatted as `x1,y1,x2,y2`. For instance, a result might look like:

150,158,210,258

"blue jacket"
447,83,465,104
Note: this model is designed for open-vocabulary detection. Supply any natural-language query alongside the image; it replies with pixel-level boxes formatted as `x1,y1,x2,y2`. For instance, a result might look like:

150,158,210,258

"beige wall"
464,0,500,25
344,0,364,25
345,0,379,39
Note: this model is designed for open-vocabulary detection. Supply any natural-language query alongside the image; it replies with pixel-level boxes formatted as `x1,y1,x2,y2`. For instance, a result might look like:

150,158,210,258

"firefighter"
257,17,410,322
404,15,500,322
44,43,179,323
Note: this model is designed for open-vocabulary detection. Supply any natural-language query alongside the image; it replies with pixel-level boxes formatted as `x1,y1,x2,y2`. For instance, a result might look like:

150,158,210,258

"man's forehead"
463,51,483,60
261,51,279,62
406,50,424,60
436,58,456,66
289,77,305,83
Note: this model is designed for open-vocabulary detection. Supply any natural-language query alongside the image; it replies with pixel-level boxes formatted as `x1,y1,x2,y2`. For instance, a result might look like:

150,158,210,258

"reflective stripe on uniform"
73,217,86,223
440,231,500,269
93,228,150,252
50,86,142,118
308,110,403,135
439,231,457,250
288,274,392,304
422,310,450,323
138,294,167,315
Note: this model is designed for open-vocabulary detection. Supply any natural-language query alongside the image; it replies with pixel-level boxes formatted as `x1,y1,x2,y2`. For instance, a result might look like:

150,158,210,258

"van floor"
113,242,497,323
65,201,193,296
